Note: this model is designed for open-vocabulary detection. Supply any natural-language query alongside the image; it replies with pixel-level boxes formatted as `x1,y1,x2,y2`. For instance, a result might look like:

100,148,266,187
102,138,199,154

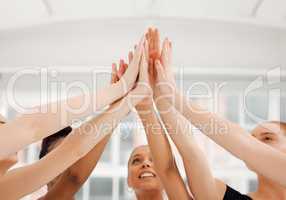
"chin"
136,181,162,191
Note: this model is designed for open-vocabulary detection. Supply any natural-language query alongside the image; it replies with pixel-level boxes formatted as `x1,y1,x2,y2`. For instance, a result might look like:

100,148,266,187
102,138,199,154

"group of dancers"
0,28,286,200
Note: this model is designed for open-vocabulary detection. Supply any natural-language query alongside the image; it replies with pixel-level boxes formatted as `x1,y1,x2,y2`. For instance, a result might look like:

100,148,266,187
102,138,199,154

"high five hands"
111,28,176,112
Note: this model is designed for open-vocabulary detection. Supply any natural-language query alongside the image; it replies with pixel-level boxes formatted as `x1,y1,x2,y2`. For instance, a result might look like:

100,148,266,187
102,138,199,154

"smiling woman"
127,145,164,200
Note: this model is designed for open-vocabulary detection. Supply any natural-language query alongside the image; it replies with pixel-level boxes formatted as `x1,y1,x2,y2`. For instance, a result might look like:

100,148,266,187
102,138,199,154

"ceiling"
0,0,286,30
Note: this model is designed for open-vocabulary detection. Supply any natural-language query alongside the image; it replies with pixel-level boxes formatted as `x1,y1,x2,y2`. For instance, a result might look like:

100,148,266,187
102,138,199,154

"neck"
255,176,286,199
135,189,163,200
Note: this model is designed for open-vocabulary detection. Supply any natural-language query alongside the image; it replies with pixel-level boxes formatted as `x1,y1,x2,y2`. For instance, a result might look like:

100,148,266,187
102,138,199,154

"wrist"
117,78,132,95
137,104,155,117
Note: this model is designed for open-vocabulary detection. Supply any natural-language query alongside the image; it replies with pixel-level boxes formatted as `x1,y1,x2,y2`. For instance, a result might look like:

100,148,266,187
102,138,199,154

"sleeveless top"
223,185,253,200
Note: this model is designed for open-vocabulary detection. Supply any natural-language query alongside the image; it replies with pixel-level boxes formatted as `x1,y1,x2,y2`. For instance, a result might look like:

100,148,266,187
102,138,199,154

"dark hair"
39,126,72,159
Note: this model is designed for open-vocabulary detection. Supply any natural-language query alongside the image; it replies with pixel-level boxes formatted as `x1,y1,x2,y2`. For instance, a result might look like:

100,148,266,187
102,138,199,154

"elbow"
65,168,84,187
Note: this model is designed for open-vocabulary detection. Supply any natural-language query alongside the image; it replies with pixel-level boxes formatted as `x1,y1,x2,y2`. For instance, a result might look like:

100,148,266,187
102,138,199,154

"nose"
141,160,151,168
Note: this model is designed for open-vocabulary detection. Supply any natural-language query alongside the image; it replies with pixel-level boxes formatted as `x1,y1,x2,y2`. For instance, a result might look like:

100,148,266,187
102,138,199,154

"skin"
247,122,286,200
38,49,135,200
156,56,286,187
149,28,221,200
127,145,164,200
121,31,192,199
39,135,111,200
150,28,286,198
0,36,145,158
139,28,191,200
0,37,152,200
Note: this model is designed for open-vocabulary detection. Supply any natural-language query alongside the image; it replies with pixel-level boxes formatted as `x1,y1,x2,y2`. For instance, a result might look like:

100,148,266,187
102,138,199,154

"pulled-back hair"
39,126,72,159
269,121,286,133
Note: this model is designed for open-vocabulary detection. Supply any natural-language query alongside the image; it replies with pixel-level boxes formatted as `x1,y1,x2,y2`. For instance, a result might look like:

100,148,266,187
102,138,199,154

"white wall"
0,18,286,70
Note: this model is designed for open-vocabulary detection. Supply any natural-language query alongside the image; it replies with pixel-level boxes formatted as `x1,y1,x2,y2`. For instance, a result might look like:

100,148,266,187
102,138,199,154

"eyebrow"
131,154,142,159
258,132,276,137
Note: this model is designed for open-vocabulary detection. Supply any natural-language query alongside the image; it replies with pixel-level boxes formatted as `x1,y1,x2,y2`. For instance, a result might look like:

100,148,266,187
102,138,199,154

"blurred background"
0,0,285,199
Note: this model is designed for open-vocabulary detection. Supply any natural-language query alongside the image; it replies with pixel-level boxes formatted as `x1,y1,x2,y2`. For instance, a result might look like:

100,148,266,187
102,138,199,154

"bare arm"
0,36,145,158
0,94,131,200
0,45,151,200
136,103,191,200
155,94,225,200
155,38,286,186
41,53,128,200
174,90,286,186
41,135,111,200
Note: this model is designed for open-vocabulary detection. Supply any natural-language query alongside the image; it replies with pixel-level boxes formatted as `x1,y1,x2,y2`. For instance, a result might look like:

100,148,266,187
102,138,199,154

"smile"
138,171,156,179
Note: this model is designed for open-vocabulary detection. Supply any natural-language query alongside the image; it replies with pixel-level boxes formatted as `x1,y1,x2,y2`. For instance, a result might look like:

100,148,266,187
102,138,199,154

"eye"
132,158,141,165
261,135,273,143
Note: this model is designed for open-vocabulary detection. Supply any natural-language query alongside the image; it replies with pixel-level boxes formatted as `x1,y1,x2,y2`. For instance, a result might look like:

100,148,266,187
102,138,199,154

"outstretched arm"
0,36,145,158
0,41,151,200
155,36,286,187
135,32,191,200
40,61,124,200
137,104,191,200
0,93,133,200
41,134,111,200
154,91,225,200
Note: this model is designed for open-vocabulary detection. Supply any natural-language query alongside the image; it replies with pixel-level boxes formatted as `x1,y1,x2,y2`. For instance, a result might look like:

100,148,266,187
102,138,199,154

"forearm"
156,99,219,200
173,90,286,187
0,81,125,158
137,105,191,200
43,134,111,200
137,105,174,172
0,95,134,200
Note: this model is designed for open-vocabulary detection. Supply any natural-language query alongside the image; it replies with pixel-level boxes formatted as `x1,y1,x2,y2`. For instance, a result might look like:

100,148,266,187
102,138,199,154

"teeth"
139,172,155,178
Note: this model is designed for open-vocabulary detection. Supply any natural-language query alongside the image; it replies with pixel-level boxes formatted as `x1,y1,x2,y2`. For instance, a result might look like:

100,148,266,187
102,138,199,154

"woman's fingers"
160,38,169,68
139,47,149,82
123,62,128,74
144,40,149,63
154,28,161,59
131,36,145,67
148,59,154,78
167,40,172,65
118,59,125,78
128,51,134,64
155,59,166,82
111,63,119,83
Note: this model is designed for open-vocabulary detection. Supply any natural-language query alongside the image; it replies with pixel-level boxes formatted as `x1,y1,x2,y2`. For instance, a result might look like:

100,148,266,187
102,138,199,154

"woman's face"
127,145,163,193
251,122,286,154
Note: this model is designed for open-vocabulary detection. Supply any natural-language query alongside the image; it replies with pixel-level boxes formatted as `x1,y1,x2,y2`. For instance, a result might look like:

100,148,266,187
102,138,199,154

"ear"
127,174,132,188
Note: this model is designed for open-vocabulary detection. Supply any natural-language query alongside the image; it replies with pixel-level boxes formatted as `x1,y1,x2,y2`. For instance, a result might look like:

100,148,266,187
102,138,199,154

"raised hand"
118,36,145,92
160,38,176,87
135,39,154,111
128,41,152,108
146,28,176,101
